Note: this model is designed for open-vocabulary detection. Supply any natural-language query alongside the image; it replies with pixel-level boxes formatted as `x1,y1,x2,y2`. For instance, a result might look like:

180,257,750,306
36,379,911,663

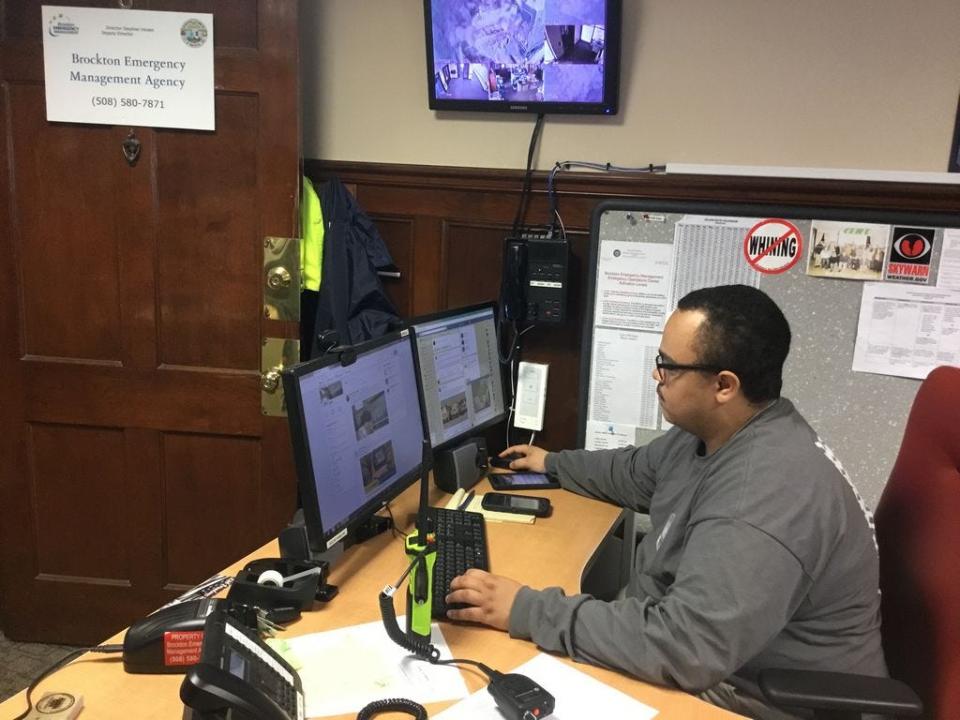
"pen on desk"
457,490,475,511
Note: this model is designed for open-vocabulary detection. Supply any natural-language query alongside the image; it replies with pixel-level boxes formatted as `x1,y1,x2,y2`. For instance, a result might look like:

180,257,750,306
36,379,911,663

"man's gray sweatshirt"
509,398,887,693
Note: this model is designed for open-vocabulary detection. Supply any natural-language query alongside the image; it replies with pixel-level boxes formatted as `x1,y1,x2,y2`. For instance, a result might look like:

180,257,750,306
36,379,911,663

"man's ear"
714,370,741,403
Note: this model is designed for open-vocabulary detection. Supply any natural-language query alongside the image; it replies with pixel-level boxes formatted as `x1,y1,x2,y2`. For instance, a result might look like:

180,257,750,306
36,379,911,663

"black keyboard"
427,507,489,618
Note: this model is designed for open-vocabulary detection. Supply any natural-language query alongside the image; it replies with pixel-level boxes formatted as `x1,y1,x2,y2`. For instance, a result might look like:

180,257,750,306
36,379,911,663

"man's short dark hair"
676,285,791,403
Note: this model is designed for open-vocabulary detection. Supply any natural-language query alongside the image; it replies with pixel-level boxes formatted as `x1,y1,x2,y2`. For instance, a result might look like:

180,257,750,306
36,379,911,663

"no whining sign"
743,218,804,274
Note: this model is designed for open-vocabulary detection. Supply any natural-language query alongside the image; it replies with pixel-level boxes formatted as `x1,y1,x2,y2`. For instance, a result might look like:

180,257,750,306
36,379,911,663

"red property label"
164,630,204,666
743,219,803,274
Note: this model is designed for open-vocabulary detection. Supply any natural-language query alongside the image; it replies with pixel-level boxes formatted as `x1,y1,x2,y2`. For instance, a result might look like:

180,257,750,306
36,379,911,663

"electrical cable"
13,644,124,720
547,159,666,234
382,503,406,542
553,207,567,241
505,356,517,448
504,325,536,448
497,318,519,365
511,113,546,237
499,113,546,367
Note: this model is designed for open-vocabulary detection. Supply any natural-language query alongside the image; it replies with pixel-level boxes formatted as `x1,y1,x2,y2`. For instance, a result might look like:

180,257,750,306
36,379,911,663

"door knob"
266,266,292,290
261,369,281,393
261,338,298,417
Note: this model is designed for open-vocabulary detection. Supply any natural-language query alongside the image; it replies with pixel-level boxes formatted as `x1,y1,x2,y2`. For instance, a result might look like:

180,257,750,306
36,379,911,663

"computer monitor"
282,331,426,556
410,303,507,451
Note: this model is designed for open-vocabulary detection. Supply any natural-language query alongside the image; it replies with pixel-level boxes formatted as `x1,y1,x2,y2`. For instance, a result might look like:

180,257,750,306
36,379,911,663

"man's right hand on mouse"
496,445,548,473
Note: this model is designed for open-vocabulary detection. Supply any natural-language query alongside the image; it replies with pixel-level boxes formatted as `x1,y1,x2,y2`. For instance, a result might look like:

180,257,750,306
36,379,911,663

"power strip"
514,362,548,431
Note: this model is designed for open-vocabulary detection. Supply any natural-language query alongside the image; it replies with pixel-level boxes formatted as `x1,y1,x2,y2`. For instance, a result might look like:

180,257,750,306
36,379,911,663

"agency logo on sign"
47,13,79,37
180,18,208,47
885,226,935,284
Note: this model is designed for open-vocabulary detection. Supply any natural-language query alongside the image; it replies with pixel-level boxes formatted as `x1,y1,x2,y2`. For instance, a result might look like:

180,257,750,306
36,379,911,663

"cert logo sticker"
48,13,79,37
181,18,208,47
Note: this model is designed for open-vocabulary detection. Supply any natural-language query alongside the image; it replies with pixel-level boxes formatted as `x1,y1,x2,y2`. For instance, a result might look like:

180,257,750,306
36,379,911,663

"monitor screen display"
424,0,621,115
411,304,507,449
283,333,426,551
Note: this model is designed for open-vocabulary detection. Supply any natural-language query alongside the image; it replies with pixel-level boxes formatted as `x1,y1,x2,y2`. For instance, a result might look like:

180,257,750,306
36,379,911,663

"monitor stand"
280,509,394,557
433,436,487,494
278,509,393,602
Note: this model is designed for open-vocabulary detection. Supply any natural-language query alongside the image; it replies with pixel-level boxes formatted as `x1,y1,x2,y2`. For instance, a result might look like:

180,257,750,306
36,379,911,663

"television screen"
424,0,621,115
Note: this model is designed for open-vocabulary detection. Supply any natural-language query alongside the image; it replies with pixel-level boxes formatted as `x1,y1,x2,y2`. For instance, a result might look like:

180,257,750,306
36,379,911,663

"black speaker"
434,437,487,493
279,523,311,562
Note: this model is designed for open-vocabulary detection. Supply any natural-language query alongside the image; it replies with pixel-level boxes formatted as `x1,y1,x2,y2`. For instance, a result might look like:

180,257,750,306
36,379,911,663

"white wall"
301,0,960,172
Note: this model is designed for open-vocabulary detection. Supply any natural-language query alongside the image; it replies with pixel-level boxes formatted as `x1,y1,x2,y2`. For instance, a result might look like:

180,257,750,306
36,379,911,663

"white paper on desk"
285,618,468,718
433,653,659,720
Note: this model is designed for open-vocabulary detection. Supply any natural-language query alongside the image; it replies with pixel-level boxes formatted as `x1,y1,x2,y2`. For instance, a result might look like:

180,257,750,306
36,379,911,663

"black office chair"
758,669,921,719
580,508,643,601
760,366,960,719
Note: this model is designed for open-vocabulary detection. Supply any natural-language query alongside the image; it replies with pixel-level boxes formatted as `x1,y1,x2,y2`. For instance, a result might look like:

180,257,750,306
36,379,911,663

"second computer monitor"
411,303,507,449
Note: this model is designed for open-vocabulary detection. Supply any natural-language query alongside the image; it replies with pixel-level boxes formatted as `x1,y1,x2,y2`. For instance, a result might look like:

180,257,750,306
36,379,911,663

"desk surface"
0,479,745,719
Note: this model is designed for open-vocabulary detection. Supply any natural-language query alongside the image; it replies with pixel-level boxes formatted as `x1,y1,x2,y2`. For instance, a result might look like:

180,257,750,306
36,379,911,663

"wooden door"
0,0,299,643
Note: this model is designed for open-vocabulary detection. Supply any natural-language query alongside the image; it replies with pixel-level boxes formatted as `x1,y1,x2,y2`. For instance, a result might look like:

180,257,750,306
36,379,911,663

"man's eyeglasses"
654,353,725,378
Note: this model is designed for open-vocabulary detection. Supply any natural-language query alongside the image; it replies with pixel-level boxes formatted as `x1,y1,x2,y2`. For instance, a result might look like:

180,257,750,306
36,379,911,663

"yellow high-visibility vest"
300,176,324,292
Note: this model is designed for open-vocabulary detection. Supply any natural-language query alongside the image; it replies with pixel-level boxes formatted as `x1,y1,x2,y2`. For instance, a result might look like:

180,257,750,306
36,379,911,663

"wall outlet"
514,361,548,431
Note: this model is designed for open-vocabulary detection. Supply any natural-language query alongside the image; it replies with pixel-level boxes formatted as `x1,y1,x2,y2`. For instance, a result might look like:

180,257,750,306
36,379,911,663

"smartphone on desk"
481,492,552,518
489,471,560,491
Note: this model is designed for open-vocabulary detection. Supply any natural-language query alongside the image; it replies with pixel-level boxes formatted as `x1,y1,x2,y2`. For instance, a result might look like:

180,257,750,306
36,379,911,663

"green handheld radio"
406,440,436,642
404,532,436,641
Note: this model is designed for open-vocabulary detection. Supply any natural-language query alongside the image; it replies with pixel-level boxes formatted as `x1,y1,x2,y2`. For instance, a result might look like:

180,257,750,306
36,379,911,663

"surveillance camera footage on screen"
426,0,619,114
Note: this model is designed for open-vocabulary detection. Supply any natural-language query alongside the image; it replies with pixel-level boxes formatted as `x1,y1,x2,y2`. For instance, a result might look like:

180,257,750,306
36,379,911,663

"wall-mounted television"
424,0,622,115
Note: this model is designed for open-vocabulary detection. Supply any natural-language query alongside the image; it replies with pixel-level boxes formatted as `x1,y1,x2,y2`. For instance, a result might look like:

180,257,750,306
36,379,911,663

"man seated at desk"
445,285,887,720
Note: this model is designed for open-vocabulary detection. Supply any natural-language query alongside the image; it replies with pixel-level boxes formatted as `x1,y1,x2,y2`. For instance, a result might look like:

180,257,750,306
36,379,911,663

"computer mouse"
489,453,523,469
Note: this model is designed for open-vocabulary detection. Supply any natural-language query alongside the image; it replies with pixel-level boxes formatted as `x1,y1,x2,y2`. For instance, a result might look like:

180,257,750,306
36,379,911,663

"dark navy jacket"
302,176,399,359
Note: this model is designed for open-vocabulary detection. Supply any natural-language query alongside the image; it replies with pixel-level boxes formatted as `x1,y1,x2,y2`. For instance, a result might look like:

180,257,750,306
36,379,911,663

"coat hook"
122,129,141,167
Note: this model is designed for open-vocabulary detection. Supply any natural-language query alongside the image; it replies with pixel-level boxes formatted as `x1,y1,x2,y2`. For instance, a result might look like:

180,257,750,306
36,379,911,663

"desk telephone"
180,608,304,720
501,231,568,324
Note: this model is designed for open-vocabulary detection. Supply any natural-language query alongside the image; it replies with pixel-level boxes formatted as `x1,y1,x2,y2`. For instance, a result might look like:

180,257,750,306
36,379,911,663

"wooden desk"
0,480,745,719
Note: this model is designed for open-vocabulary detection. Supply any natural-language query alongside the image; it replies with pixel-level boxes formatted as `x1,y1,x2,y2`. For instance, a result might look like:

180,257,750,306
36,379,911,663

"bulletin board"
578,199,960,508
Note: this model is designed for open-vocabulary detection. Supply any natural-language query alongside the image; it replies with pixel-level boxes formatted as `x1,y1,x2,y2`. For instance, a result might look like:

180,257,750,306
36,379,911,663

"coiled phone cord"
356,697,428,719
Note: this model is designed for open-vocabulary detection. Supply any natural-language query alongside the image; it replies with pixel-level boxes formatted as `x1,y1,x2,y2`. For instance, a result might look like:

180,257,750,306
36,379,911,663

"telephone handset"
180,609,304,720
501,240,527,322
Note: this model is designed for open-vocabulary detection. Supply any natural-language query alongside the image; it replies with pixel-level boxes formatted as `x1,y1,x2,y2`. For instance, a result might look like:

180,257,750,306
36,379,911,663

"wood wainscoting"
304,160,960,451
